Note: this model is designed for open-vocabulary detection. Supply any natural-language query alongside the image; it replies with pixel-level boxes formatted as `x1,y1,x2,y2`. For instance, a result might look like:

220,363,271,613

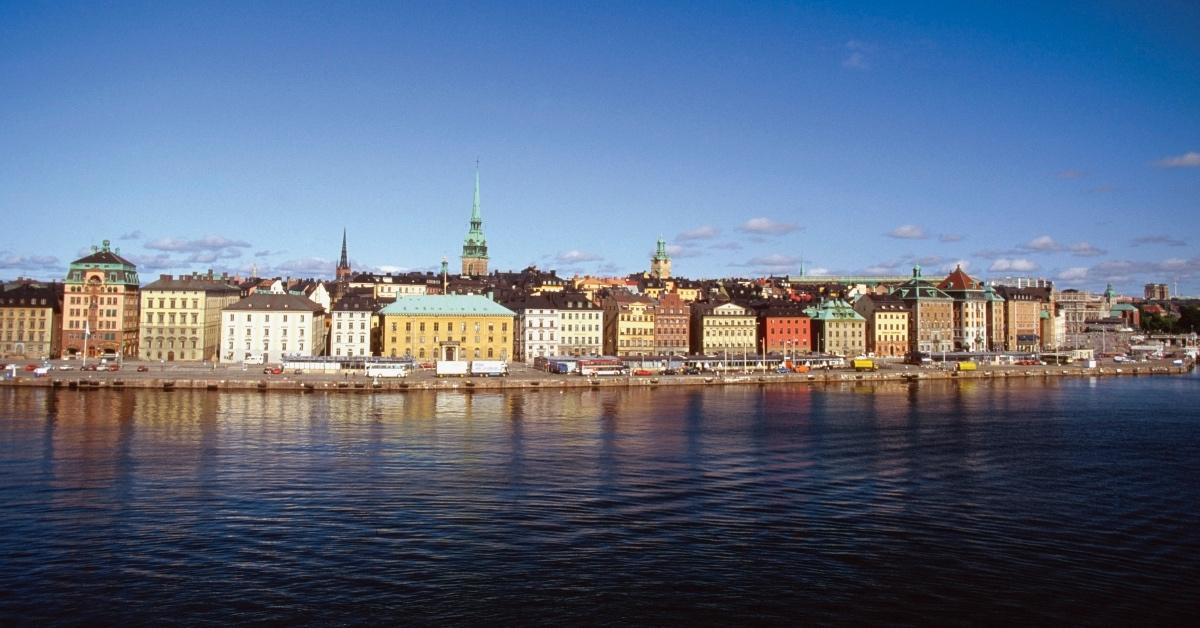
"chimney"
160,274,171,281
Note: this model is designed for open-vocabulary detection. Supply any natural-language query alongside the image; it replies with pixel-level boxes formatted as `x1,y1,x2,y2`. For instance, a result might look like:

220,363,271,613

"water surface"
2,376,1198,625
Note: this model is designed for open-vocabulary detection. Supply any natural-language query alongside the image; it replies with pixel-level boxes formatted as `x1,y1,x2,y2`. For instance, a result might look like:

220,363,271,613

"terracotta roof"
938,265,981,291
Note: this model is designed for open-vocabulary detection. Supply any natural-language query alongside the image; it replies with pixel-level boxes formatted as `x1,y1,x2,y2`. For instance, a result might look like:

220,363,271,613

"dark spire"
339,228,348,268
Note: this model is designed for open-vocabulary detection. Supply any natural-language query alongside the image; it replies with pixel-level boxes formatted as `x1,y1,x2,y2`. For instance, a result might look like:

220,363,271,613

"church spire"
336,228,352,282
461,163,489,276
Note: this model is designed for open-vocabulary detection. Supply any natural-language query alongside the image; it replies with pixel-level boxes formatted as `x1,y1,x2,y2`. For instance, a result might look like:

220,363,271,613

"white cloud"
676,226,720,241
1156,151,1200,168
0,252,60,271
1131,235,1187,247
1068,242,1106,257
938,233,964,243
887,224,927,240
989,258,1039,272
740,217,800,235
146,235,252,252
555,250,604,264
1023,235,1061,252
663,244,701,258
118,230,143,240
1058,267,1090,281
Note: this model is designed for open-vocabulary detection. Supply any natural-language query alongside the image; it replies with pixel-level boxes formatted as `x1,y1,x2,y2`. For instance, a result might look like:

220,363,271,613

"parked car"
633,369,654,376
57,364,74,371
263,367,283,375
662,368,678,376
136,365,150,372
24,364,38,371
81,364,98,371
107,364,120,372
683,366,701,375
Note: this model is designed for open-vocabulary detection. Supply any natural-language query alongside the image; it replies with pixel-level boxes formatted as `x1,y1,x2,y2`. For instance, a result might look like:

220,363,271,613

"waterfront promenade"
2,357,1192,393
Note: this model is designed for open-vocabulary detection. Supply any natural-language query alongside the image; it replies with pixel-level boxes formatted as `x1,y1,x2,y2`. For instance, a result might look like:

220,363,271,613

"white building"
331,294,377,358
220,293,326,364
552,292,603,356
509,295,560,362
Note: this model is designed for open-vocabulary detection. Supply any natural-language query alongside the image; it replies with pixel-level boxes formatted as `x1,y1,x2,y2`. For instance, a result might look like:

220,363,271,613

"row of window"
389,321,508,333
1,308,48,316
0,320,47,329
2,331,47,341
146,298,201,310
146,312,200,324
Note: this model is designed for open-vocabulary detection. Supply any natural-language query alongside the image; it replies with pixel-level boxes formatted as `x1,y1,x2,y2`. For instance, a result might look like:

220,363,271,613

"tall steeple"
461,164,489,276
336,228,352,282
650,236,672,279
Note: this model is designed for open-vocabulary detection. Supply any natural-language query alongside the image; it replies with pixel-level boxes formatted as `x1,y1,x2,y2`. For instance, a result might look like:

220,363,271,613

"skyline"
1,1,1198,294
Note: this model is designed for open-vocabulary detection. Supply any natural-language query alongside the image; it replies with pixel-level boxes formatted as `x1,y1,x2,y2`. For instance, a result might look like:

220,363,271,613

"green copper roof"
462,168,488,257
379,294,514,317
653,237,670,261
805,298,866,321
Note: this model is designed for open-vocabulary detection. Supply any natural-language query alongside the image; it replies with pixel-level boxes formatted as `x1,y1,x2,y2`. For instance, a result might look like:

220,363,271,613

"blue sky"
1,1,1197,295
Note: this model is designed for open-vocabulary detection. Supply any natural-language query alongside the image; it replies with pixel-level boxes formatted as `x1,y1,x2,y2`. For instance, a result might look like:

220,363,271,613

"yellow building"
139,273,242,362
689,301,756,355
602,291,655,356
379,295,514,361
0,282,62,359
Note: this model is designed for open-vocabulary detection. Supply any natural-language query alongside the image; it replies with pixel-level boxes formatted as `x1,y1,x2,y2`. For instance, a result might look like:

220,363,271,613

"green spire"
462,165,488,259
653,236,669,261
471,167,481,224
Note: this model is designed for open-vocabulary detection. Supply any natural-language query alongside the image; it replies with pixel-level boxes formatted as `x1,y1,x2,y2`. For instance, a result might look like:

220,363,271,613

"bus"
578,358,627,377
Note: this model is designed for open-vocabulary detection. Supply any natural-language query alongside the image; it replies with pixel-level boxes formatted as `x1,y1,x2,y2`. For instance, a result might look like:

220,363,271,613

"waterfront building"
508,294,560,362
983,283,1007,351
1144,283,1170,300
602,290,656,357
653,291,690,355
0,281,61,359
550,292,603,357
61,240,141,359
806,299,867,357
650,237,672,279
139,273,241,362
689,301,756,355
993,286,1042,351
938,265,988,351
220,293,327,363
891,266,954,355
460,170,489,277
330,294,378,358
379,295,514,361
1056,288,1108,341
852,294,909,357
755,303,812,356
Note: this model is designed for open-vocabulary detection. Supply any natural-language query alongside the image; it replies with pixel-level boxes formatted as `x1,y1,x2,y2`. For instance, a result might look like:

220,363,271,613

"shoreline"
2,362,1193,393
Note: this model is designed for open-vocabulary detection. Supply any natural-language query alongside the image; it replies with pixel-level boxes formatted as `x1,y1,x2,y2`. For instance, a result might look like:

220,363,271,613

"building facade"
852,294,909,357
689,301,756,355
938,265,988,352
379,295,514,361
602,291,656,357
220,293,327,363
756,304,812,356
1144,283,1169,300
653,291,690,355
0,282,61,359
807,299,867,357
61,240,141,358
891,266,954,355
139,274,241,362
460,170,489,276
509,295,560,362
993,286,1043,351
551,292,603,357
330,294,378,358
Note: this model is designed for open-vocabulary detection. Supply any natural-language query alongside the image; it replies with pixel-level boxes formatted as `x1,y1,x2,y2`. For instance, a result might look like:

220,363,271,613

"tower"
336,228,352,283
650,236,672,279
460,167,489,276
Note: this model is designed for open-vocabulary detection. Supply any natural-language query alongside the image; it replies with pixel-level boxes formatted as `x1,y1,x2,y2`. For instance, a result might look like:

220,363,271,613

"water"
2,376,1198,625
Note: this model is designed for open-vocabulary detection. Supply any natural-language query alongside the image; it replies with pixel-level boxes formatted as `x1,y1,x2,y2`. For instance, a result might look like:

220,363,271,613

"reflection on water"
1,377,1199,625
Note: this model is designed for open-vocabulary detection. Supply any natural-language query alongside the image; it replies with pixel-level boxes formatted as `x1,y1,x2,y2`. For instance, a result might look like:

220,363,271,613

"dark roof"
545,292,600,310
224,293,324,313
757,305,811,318
332,295,379,312
141,276,240,293
0,282,61,309
71,249,136,267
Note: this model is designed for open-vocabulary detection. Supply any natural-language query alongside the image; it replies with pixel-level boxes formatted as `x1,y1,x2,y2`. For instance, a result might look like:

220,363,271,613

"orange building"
756,304,812,355
60,240,141,359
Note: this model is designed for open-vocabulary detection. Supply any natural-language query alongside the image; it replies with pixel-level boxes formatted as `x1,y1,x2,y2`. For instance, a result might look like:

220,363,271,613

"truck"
470,360,509,377
435,360,469,378
956,361,977,372
852,358,878,372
